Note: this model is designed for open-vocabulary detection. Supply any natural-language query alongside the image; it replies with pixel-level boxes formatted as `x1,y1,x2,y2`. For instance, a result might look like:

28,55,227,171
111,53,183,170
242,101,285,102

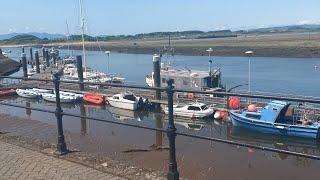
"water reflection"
1,96,320,171
25,101,31,116
230,126,320,162
80,104,87,136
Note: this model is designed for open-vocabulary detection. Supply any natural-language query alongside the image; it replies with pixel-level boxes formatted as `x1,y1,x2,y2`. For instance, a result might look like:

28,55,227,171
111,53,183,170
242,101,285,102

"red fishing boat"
0,89,16,97
83,93,104,105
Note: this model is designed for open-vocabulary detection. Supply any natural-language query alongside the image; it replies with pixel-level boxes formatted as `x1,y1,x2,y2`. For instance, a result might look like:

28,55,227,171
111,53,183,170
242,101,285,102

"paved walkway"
0,141,125,180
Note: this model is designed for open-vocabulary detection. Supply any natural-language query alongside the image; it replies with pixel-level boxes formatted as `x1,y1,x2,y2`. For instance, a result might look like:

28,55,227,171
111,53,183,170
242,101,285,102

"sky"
0,0,320,35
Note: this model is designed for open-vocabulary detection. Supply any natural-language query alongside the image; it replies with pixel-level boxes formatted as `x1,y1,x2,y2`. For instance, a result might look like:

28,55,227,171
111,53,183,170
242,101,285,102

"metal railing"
1,74,320,180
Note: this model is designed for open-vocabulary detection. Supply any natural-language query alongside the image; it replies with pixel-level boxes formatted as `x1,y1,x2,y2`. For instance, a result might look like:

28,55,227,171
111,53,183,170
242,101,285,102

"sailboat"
62,0,125,85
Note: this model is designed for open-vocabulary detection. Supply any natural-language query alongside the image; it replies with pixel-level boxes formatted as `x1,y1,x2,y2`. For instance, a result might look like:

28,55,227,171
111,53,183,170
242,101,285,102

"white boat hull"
16,89,40,99
164,105,214,118
42,93,76,103
108,99,138,110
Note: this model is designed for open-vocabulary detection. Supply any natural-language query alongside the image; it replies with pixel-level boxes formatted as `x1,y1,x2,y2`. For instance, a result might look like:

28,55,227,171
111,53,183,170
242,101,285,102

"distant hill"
0,34,43,44
236,24,320,34
0,24,319,44
0,32,64,40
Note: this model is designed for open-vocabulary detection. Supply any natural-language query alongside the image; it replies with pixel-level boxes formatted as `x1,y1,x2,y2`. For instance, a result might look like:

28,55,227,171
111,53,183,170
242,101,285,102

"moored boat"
164,102,214,119
29,88,53,94
42,93,76,103
229,100,320,139
57,91,83,100
16,89,41,99
83,93,104,105
0,89,16,97
107,92,143,110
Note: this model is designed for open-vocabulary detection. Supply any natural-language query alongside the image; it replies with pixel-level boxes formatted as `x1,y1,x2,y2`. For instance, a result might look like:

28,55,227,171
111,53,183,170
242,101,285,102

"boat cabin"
186,103,209,111
243,101,300,125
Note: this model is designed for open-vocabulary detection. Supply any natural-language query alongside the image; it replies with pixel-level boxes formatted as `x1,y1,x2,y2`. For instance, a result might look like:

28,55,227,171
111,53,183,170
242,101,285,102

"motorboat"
42,93,76,103
164,102,214,119
83,93,104,105
107,92,144,110
229,100,320,139
16,89,41,99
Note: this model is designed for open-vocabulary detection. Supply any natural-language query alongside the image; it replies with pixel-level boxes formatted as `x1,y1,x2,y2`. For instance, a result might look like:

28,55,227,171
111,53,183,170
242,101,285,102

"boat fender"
248,104,257,112
105,98,110,105
214,111,221,119
187,93,195,99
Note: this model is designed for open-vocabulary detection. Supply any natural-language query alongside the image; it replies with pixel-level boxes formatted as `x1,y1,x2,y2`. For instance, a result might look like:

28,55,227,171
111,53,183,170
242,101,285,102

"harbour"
0,46,320,179
1,0,320,179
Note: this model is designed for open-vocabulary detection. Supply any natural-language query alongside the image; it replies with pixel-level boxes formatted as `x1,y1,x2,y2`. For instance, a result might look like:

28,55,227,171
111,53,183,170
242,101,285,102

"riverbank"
0,54,20,76
1,32,320,58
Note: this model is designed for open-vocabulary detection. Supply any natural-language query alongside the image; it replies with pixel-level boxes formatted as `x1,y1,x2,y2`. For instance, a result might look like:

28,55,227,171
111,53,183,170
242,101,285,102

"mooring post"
42,47,45,63
153,54,161,110
29,48,33,68
35,51,40,73
76,55,84,91
45,49,50,67
21,53,27,78
166,79,179,180
53,73,68,155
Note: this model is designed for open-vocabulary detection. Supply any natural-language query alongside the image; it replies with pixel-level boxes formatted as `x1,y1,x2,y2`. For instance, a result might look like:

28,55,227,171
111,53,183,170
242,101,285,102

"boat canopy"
260,101,290,123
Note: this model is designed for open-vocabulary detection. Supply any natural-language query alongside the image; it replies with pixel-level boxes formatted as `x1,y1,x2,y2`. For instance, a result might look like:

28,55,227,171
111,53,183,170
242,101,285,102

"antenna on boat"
79,0,87,78
206,48,213,75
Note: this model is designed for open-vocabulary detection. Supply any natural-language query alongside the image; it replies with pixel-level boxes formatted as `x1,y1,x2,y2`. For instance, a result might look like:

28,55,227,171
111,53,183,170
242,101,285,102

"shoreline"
1,32,320,58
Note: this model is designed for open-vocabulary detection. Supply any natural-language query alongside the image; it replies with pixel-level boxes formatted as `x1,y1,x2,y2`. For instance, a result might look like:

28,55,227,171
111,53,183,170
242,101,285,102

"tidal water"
1,47,320,179
3,47,320,96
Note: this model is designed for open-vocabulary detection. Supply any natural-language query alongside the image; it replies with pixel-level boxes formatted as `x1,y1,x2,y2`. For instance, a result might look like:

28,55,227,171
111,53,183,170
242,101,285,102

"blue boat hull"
230,112,320,139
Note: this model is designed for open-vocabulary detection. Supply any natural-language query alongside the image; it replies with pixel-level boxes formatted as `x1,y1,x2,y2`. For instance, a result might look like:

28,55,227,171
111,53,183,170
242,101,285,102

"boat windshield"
201,105,208,110
123,94,136,101
187,106,201,111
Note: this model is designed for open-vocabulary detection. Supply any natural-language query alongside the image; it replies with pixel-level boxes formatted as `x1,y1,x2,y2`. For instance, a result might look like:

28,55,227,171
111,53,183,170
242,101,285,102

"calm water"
1,47,320,179
3,47,320,96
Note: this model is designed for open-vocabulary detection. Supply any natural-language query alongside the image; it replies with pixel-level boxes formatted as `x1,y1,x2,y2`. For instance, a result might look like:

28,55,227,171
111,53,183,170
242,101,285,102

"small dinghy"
29,88,53,94
58,91,83,100
164,103,214,119
83,93,104,105
0,89,16,97
107,92,144,110
42,93,76,103
16,89,41,99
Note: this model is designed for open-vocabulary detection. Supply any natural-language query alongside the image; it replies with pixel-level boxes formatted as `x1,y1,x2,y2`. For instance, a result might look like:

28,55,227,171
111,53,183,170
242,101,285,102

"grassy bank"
2,32,320,58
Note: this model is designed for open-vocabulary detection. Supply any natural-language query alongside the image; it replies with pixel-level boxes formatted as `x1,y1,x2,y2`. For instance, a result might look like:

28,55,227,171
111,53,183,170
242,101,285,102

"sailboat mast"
65,20,71,56
79,0,86,77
